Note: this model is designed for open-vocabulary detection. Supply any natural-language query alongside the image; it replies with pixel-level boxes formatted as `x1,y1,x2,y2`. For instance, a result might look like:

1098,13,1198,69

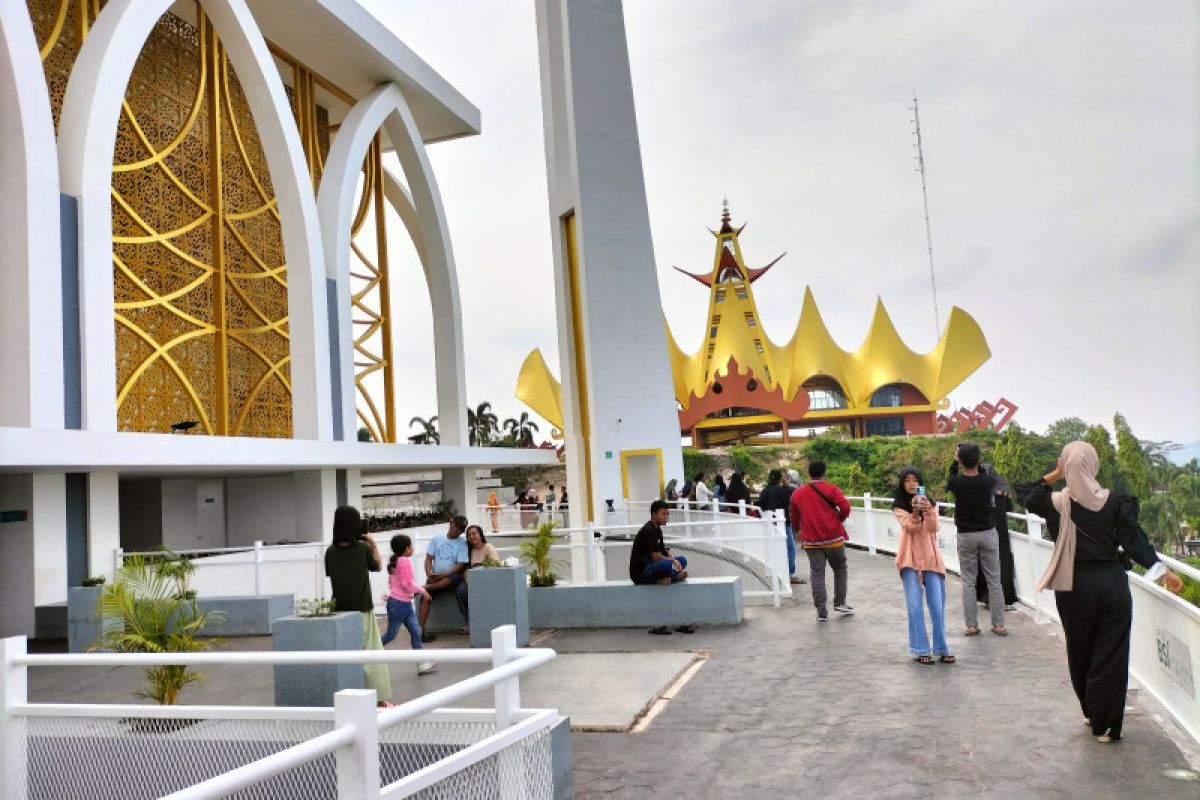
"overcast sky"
356,0,1199,446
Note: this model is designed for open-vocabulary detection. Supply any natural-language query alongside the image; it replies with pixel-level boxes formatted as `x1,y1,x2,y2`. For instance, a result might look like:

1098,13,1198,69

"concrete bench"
195,594,294,636
527,576,742,629
416,591,467,634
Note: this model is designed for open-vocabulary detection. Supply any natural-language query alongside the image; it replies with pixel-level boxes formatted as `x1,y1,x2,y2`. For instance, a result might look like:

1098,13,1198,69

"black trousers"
1054,564,1132,739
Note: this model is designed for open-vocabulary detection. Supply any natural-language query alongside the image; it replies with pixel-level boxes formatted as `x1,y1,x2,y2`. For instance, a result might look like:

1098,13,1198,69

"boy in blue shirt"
418,515,469,641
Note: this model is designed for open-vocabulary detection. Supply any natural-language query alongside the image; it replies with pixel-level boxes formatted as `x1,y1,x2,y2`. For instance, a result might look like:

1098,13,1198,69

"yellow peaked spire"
517,211,991,434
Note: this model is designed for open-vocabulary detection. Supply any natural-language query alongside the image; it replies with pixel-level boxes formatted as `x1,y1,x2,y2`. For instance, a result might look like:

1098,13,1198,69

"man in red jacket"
790,460,853,621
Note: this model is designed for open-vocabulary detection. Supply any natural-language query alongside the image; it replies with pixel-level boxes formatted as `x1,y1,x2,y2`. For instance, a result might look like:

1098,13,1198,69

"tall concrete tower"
534,0,684,526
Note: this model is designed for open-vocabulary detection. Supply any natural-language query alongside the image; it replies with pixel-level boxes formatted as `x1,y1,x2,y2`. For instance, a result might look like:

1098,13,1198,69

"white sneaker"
833,603,854,615
417,661,437,675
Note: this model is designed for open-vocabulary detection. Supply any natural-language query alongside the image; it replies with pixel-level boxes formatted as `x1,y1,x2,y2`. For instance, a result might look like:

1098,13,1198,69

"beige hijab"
1037,441,1110,592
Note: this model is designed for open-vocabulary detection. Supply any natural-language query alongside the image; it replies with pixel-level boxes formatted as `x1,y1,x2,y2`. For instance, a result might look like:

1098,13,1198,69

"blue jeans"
786,524,796,576
900,568,949,657
638,555,688,584
381,597,422,649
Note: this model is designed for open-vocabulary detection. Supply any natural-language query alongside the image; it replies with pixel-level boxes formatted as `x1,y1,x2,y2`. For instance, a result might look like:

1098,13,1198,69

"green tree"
467,402,499,446
1083,425,1120,489
1044,417,1089,448
356,426,373,442
844,462,869,497
1113,413,1150,497
503,412,540,448
408,415,439,444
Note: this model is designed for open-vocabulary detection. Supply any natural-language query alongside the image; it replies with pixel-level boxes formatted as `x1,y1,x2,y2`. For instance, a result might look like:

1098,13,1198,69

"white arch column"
57,0,332,439
319,82,474,513
0,1,63,429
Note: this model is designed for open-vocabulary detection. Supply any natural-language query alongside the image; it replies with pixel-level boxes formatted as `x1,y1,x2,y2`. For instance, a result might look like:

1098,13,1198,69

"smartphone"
916,486,926,497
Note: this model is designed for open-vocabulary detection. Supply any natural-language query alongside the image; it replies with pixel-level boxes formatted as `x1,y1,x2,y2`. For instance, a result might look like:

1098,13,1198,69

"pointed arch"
317,82,467,445
0,1,63,428
56,0,331,437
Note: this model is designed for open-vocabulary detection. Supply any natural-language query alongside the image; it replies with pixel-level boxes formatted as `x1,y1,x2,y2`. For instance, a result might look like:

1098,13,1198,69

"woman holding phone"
892,467,954,664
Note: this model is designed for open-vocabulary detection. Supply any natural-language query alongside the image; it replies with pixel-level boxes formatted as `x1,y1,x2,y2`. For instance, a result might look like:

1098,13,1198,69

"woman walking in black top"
1017,441,1182,743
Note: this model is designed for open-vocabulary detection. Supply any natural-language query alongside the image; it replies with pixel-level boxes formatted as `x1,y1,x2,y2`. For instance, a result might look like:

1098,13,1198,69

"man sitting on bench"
418,515,469,641
630,500,693,635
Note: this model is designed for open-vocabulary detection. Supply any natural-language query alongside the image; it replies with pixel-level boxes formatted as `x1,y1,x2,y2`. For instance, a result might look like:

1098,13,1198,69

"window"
869,384,903,408
710,315,721,338
744,312,756,327
714,288,726,304
707,343,715,357
734,286,748,300
807,386,847,410
865,416,906,436
753,338,764,353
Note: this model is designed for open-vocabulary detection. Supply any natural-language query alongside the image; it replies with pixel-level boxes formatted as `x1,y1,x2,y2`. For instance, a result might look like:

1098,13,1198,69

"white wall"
226,475,297,547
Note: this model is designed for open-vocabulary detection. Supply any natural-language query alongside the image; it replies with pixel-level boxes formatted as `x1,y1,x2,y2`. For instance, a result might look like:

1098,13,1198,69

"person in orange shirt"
892,468,953,665
486,491,501,533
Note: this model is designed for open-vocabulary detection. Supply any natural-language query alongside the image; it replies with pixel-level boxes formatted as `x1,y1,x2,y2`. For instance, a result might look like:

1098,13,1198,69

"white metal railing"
1,625,558,800
845,494,1200,745
115,510,788,608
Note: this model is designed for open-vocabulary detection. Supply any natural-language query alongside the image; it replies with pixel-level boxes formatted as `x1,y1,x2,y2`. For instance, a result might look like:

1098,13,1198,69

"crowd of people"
326,439,1184,739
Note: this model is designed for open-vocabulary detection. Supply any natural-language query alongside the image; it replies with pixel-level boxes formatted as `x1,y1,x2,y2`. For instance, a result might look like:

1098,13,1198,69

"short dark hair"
807,460,826,479
957,443,981,469
332,505,362,546
692,472,705,482
768,468,782,485
451,515,469,530
650,499,670,514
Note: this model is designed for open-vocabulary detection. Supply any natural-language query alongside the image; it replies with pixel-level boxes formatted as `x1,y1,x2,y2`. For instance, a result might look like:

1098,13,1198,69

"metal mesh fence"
13,714,502,800
406,726,554,800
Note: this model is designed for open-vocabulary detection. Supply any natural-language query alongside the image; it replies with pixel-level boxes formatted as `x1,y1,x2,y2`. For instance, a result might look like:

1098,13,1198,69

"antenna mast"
910,95,942,337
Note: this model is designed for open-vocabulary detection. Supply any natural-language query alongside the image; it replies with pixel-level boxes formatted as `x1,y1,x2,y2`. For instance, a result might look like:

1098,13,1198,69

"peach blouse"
893,507,945,575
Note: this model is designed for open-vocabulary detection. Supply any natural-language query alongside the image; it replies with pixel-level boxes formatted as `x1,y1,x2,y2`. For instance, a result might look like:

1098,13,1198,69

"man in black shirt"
947,443,1007,635
629,500,692,634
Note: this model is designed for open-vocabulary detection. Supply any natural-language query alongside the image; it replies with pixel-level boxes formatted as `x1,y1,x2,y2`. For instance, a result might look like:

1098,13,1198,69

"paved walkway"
548,547,1199,799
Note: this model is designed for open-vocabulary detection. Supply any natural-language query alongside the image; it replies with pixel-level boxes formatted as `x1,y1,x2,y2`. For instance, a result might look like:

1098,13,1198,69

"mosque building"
518,202,994,447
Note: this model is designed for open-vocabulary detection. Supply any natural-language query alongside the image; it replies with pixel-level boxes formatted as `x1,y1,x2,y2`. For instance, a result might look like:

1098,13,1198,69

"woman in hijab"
1016,441,1182,742
664,478,679,507
892,467,953,664
724,471,752,508
486,491,501,533
712,474,728,508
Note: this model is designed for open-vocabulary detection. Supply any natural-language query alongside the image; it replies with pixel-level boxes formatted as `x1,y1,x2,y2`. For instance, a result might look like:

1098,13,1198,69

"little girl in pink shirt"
382,534,436,675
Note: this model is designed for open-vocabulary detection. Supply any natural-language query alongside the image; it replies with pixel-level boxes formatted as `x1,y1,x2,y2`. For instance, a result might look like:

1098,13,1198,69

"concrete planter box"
527,577,743,629
68,585,120,653
272,611,363,706
467,566,529,648
194,594,293,636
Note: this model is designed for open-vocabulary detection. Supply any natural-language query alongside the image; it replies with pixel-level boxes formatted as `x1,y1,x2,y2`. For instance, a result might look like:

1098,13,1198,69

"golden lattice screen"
29,0,398,441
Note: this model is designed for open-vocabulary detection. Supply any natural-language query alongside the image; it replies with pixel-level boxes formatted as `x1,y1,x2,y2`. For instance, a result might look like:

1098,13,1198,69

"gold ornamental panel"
28,0,397,440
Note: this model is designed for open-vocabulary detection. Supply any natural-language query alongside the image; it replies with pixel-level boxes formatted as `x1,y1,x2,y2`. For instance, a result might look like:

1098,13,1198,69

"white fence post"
863,493,876,555
334,689,380,800
253,540,263,597
2,637,29,800
1025,514,1045,622
492,625,520,730
737,499,746,517
586,522,600,582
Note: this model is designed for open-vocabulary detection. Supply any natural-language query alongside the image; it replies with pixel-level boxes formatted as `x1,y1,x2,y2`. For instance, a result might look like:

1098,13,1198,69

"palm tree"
408,415,439,444
503,412,540,448
467,402,499,446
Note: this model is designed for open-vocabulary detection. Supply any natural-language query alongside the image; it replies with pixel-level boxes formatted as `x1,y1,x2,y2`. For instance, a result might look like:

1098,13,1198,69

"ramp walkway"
559,547,1200,799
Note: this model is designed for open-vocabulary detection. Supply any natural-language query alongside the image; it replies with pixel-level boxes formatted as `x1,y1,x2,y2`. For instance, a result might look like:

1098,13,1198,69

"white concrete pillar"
294,470,339,543
86,472,120,581
535,0,684,524
441,468,477,521
31,474,68,605
345,469,363,510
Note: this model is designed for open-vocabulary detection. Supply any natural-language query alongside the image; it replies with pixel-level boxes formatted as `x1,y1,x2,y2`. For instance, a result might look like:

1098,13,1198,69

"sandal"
940,655,956,664
991,626,1008,636
914,655,934,665
964,627,981,636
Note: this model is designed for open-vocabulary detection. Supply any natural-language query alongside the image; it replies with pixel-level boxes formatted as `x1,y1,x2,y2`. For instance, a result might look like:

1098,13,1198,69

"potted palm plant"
519,520,565,587
91,553,225,707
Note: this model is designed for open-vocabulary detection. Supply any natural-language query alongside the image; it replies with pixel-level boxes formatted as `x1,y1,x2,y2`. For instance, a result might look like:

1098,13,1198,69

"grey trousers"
958,528,1005,628
805,545,847,611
